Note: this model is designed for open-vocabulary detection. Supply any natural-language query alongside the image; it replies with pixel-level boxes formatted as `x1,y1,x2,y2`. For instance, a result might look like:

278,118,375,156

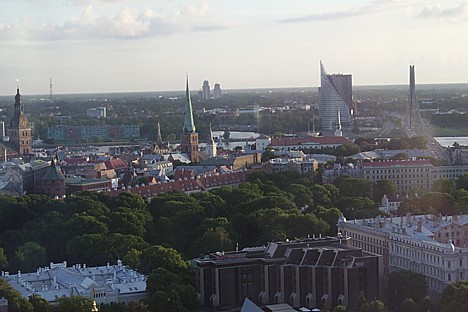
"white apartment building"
86,107,107,118
338,214,468,298
361,160,468,194
1,260,146,305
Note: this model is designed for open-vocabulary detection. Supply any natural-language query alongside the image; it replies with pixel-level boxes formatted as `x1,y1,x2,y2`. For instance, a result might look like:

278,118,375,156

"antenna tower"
49,77,54,103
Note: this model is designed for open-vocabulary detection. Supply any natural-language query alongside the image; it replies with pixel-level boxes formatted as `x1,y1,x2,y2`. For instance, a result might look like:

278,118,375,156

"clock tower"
7,86,32,156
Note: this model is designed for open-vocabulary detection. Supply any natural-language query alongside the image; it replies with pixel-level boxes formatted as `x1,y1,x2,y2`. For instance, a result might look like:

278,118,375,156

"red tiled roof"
362,159,432,167
108,170,249,198
105,158,129,170
271,136,350,146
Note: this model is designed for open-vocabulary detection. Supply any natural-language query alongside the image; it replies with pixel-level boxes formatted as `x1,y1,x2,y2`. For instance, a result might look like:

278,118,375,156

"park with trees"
0,171,467,311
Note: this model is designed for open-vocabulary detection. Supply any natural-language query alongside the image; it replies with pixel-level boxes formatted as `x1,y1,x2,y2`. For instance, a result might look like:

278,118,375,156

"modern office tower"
213,83,222,99
180,76,199,162
320,62,352,131
202,80,211,100
7,85,32,156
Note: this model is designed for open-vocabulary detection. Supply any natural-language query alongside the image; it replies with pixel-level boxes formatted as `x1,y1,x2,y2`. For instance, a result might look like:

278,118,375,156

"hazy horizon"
1,1,468,95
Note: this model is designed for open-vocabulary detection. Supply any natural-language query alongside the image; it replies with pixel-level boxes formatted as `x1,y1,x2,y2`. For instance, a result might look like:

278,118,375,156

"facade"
194,237,383,311
202,80,211,100
7,87,32,156
41,157,66,199
362,159,433,193
1,260,146,305
320,62,352,131
180,77,199,162
270,136,351,151
337,214,468,298
361,160,468,194
47,125,140,141
263,157,318,175
86,107,107,118
213,83,222,99
65,177,112,194
0,297,7,312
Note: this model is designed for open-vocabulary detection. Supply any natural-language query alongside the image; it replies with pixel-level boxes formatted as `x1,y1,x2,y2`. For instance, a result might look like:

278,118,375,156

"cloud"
418,1,468,22
0,1,228,41
278,0,408,24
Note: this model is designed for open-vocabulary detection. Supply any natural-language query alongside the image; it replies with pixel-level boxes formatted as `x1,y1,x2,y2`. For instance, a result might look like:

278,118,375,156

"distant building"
263,157,318,175
194,237,383,310
180,77,199,162
65,177,112,194
86,107,107,118
205,124,217,158
213,83,222,99
202,80,210,100
47,125,140,141
378,194,403,214
41,157,66,199
1,260,146,305
0,297,7,312
7,87,32,156
255,134,271,151
270,136,351,151
338,214,468,298
320,62,352,131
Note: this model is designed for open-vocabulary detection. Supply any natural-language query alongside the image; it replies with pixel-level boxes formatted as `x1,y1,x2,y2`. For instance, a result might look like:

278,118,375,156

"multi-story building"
213,83,222,99
361,160,468,194
270,136,351,151
202,80,211,100
47,125,140,141
320,62,352,131
0,297,7,312
86,107,107,118
194,237,383,311
361,159,433,193
1,260,146,305
263,157,318,175
337,214,468,298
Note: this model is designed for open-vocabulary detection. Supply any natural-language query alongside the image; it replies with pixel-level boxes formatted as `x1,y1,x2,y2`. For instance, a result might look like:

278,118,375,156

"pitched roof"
271,136,350,146
41,158,65,181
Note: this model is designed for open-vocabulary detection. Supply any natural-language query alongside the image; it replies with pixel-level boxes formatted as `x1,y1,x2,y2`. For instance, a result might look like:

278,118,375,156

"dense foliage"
1,172,467,311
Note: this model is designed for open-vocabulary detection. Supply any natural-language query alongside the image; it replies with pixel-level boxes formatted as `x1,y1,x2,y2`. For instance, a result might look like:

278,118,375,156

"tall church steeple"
7,83,32,156
180,76,199,162
183,75,196,133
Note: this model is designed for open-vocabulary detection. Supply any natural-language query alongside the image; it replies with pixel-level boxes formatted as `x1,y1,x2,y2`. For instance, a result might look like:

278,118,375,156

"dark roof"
41,158,65,181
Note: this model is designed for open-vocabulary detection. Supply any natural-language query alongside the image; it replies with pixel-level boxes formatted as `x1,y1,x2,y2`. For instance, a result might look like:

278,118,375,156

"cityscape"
1,1,468,312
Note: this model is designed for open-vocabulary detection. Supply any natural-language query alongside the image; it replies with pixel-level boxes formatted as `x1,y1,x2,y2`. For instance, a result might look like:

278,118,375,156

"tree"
139,245,189,275
356,290,369,312
53,296,94,312
334,176,373,199
0,247,7,270
373,180,397,203
146,268,199,312
438,280,468,312
11,242,47,272
29,294,52,312
385,270,427,310
418,296,435,312
333,305,347,312
0,278,33,312
368,300,387,312
400,298,417,312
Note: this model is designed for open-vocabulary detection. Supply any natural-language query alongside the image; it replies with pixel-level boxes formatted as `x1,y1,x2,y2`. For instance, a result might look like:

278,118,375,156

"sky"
1,0,468,95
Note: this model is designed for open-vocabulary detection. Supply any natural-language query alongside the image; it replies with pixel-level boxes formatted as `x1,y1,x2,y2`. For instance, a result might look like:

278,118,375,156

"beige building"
338,214,468,298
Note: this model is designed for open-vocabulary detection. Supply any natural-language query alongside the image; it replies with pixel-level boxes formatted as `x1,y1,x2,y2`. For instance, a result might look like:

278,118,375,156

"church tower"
180,76,199,162
206,123,217,158
7,84,32,156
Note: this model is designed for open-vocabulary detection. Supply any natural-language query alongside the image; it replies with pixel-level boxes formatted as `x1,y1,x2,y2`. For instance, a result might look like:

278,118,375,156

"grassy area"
431,126,468,137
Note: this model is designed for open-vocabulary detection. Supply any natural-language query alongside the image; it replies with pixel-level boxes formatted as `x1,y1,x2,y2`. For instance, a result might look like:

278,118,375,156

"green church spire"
183,75,196,133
